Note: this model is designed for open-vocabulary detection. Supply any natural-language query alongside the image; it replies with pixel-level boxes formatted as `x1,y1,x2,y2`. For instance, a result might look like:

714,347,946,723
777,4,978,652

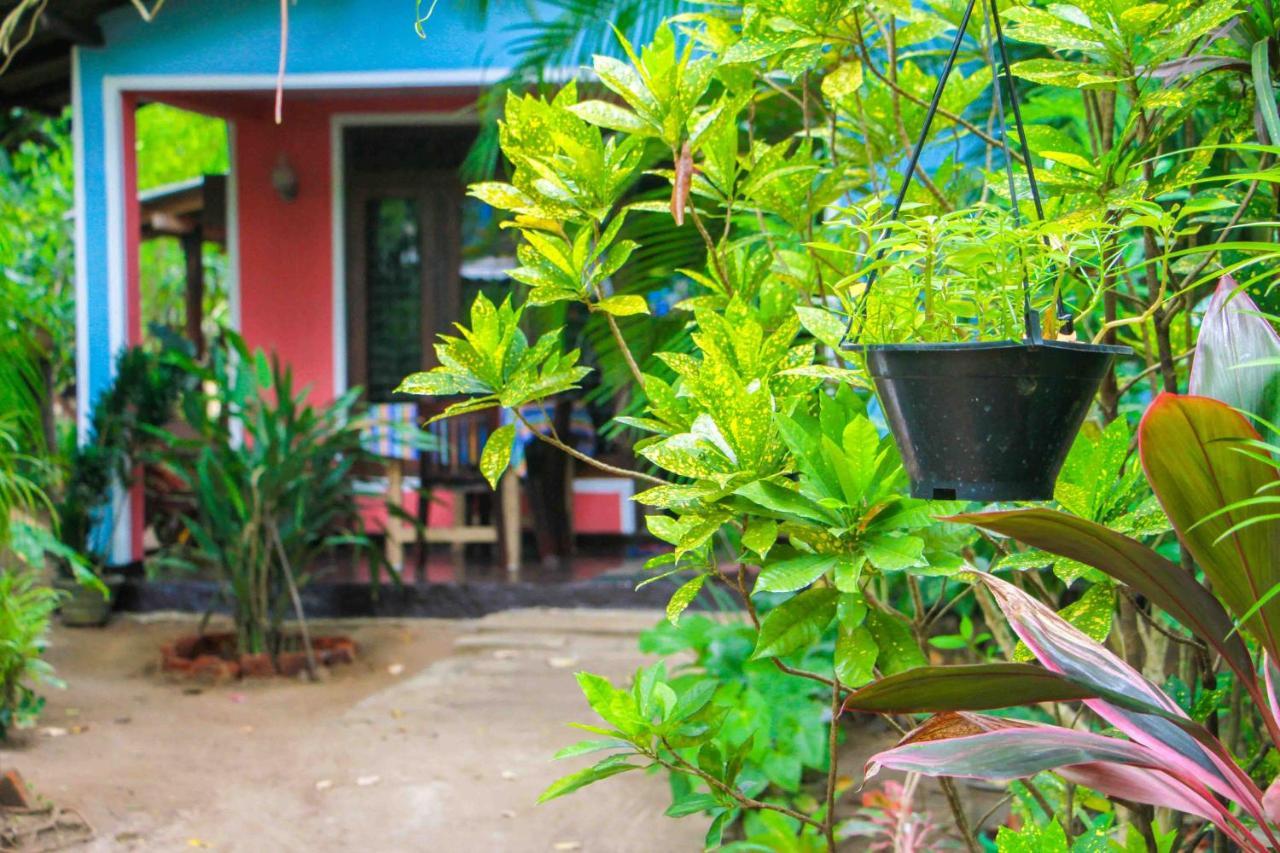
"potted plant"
52,340,190,625
152,333,373,672
841,0,1127,501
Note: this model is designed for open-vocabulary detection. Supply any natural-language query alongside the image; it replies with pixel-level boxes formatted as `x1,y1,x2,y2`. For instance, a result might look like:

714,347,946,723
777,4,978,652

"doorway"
341,121,477,401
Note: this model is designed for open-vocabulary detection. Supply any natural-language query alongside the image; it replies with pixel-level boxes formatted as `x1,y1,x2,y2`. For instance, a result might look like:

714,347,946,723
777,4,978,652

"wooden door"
345,171,462,401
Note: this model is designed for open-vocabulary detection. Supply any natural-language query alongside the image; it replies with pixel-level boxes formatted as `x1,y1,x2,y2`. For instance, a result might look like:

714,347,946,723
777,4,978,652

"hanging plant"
842,0,1129,502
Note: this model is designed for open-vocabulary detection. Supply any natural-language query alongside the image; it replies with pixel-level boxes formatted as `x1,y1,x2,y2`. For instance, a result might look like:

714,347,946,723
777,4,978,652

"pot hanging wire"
844,0,1071,347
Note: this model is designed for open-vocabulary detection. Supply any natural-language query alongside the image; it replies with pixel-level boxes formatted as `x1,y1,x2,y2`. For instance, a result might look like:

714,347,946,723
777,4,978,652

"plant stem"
823,677,842,851
271,520,317,682
655,741,825,831
602,311,647,390
939,776,981,853
512,410,664,485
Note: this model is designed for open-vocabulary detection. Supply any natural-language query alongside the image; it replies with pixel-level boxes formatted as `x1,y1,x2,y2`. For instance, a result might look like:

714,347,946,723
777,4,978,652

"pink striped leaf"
865,713,1237,833
974,572,1266,822
1188,275,1280,438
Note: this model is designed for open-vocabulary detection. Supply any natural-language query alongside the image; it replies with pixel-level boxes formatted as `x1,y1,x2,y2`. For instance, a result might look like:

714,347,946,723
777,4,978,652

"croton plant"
397,0,1280,846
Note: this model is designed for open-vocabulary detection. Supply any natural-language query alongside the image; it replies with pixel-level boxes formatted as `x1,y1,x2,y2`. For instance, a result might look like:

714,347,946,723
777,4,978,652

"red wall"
235,102,336,399
227,92,475,403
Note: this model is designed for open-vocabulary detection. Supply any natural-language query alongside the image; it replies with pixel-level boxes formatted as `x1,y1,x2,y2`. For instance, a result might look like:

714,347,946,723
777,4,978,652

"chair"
411,399,520,580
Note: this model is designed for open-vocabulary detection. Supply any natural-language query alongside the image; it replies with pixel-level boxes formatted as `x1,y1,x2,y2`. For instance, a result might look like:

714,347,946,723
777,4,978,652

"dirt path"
0,610,707,852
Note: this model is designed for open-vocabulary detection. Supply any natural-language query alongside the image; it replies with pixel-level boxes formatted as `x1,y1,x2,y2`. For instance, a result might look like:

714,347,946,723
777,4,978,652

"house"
4,0,637,568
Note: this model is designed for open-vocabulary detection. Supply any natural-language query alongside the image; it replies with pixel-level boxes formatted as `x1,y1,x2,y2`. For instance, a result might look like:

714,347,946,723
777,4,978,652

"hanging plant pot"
864,340,1129,501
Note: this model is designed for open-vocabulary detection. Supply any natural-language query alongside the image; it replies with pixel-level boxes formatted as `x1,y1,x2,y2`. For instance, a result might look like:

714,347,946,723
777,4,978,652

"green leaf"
666,574,706,624
468,181,537,213
833,553,865,592
751,587,838,659
865,607,926,675
1010,58,1120,88
795,305,847,350
576,672,645,735
821,60,864,101
537,754,640,803
834,625,877,687
754,551,836,593
479,423,516,490
567,100,653,135
1253,40,1280,145
996,819,1070,853
843,663,1098,713
595,294,650,316
741,518,778,557
735,480,837,525
666,794,720,818
552,738,633,759
863,534,925,571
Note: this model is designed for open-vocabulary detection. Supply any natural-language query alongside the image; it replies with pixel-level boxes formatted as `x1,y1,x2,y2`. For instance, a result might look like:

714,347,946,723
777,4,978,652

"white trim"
72,47,90,444
105,68,509,93
102,81,130,564
225,120,241,329
330,115,345,396
329,111,480,396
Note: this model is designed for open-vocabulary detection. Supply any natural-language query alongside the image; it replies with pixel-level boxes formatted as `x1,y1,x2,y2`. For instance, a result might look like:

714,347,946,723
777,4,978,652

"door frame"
329,112,476,397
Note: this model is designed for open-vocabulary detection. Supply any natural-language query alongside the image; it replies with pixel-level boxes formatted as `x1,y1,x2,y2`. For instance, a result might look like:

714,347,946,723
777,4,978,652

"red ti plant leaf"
972,572,1268,827
946,508,1255,690
841,662,1098,714
1188,275,1280,439
1139,393,1280,662
866,712,1255,843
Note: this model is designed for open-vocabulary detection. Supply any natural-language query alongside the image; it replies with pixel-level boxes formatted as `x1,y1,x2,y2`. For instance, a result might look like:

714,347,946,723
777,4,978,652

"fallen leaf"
64,708,80,718
228,693,246,704
315,780,334,791
500,810,517,819
387,663,405,676
553,842,582,851
492,649,517,660
355,775,381,787
389,709,404,720
546,656,578,669
40,727,67,738
500,770,517,780
187,840,210,848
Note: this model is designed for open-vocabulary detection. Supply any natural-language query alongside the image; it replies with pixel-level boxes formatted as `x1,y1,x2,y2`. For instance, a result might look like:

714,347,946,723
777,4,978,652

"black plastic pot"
864,339,1129,501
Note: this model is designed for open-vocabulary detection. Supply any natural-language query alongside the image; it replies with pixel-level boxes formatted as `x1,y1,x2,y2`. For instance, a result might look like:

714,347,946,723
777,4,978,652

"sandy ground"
2,609,1004,852
1,610,708,852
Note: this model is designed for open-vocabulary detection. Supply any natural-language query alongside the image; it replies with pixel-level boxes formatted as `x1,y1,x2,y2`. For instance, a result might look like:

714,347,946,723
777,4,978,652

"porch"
89,83,640,577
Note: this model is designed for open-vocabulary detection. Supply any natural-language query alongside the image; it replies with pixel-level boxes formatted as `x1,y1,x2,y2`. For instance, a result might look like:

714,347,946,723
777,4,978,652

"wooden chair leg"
500,469,521,574
415,485,430,585
385,459,405,572
450,488,466,582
